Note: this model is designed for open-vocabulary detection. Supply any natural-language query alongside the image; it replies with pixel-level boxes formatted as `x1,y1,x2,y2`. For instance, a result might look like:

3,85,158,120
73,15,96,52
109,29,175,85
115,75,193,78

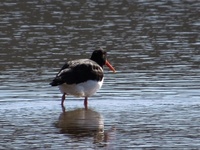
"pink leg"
61,93,66,106
84,97,88,110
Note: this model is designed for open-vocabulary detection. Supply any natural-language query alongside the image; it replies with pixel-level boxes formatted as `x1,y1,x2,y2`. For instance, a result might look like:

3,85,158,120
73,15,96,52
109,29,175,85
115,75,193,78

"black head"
90,50,107,67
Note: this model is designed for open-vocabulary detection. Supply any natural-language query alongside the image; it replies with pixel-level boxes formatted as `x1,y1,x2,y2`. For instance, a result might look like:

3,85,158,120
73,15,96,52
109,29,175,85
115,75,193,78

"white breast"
58,78,104,97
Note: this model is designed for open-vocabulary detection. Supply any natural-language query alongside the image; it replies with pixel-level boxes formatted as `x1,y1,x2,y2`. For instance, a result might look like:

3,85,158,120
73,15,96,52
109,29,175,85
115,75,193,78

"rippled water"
1,0,200,149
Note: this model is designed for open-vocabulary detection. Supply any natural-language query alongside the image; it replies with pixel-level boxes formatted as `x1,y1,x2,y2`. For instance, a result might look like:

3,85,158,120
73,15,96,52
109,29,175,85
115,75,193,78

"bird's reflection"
56,106,104,139
55,106,116,147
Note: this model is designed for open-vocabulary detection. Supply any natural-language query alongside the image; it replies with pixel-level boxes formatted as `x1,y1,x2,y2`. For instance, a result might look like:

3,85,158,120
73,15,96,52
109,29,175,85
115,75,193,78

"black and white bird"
50,49,116,109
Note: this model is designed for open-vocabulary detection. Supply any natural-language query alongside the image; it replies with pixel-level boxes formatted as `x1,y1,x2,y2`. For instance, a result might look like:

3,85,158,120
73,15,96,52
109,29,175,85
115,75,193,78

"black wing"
50,59,103,86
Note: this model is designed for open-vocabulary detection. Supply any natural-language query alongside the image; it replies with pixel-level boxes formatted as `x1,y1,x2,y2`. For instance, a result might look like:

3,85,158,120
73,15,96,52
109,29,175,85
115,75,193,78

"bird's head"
90,49,116,73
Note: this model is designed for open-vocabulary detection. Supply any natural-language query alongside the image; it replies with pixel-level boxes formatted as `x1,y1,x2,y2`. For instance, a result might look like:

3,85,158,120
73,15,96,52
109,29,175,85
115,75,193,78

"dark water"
1,0,200,149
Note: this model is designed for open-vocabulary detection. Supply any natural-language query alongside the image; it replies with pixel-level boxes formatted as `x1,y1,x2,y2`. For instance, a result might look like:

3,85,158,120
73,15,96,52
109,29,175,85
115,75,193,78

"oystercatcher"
50,49,116,109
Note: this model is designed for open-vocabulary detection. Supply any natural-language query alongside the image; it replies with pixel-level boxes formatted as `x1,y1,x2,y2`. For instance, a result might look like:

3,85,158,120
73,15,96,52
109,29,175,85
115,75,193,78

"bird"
50,49,116,109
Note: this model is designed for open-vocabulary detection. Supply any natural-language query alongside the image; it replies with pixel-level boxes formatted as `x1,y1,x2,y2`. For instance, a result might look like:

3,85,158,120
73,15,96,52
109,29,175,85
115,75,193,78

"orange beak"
105,60,116,73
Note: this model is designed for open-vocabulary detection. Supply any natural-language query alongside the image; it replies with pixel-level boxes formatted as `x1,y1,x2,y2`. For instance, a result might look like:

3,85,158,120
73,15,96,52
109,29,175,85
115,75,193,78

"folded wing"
50,59,103,86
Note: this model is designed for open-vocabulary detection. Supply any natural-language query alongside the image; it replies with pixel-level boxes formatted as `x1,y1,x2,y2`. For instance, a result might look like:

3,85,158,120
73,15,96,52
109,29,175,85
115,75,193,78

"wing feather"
50,59,103,86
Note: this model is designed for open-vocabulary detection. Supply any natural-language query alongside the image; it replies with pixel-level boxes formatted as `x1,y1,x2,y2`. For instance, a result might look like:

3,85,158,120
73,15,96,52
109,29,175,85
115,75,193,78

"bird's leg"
61,93,66,106
84,97,88,110
61,105,66,113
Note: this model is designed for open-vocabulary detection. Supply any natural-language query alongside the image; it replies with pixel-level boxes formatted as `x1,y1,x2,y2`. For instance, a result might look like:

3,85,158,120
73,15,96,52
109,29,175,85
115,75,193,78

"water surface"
1,0,200,149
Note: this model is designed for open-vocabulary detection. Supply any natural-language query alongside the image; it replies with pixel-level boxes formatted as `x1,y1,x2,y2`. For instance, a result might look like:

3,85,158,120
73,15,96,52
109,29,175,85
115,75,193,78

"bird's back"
50,59,104,86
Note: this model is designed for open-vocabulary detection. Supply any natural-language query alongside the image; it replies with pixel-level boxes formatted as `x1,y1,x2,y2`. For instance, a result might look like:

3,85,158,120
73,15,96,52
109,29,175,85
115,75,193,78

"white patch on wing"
58,78,104,97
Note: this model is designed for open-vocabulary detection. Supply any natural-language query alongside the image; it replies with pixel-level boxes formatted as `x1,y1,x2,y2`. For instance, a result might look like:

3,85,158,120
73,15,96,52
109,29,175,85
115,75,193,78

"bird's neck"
90,58,104,68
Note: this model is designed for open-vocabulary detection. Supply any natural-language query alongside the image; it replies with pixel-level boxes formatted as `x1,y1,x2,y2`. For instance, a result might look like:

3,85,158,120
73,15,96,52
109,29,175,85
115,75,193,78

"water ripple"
1,0,200,149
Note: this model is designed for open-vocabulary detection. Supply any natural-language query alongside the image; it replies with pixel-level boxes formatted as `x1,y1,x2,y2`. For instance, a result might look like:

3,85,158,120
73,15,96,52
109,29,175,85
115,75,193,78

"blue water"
1,0,200,149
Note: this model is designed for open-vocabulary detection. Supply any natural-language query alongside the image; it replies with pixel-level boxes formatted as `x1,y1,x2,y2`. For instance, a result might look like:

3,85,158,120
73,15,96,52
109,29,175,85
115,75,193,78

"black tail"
50,77,64,86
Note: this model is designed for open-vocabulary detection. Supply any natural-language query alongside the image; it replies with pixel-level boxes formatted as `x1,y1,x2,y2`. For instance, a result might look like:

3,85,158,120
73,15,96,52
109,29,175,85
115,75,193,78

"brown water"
1,0,200,149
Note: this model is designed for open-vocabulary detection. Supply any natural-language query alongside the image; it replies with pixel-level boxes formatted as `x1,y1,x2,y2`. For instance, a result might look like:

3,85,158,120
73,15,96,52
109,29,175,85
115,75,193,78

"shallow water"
1,0,200,149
